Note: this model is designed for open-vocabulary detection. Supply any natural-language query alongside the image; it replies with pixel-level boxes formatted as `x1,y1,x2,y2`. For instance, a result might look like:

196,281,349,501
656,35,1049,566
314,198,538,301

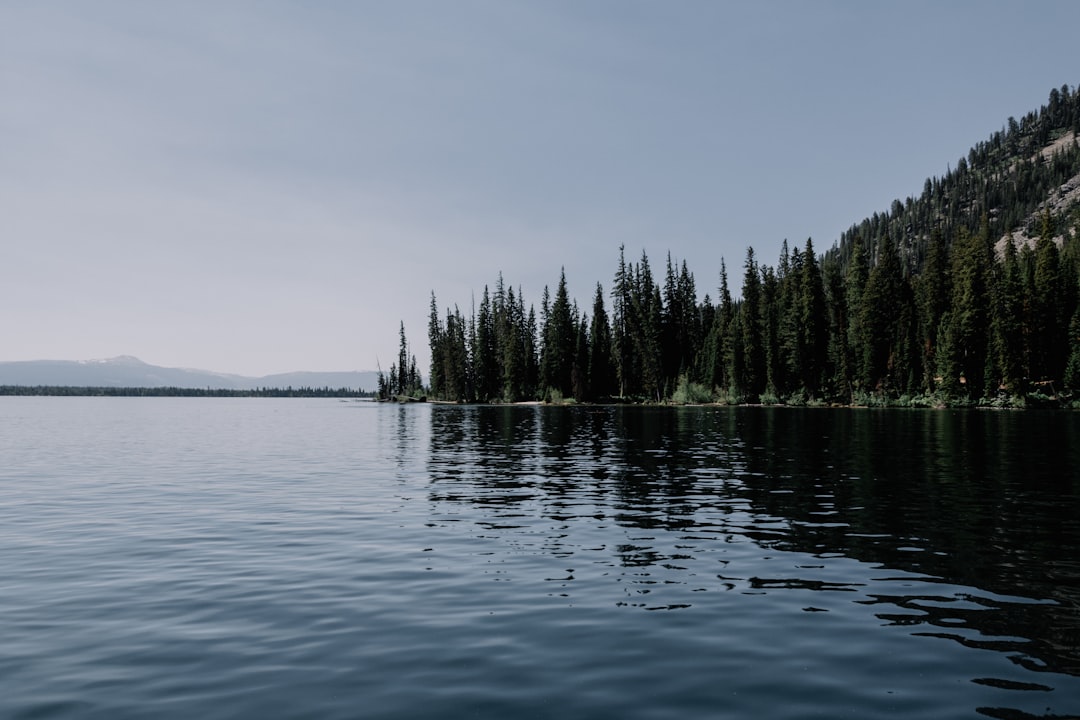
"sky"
3,1,1079,377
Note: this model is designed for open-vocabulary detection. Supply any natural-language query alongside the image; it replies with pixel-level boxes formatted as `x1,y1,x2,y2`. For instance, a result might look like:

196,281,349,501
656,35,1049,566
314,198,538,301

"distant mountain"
0,356,380,392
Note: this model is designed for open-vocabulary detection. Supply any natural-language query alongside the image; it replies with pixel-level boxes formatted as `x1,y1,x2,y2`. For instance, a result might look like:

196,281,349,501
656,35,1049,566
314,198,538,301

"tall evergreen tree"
859,235,904,393
1064,302,1080,390
775,241,801,396
611,245,635,397
428,292,445,399
946,224,992,398
626,252,663,400
915,229,950,393
700,260,734,394
588,283,616,399
1031,210,1069,385
797,238,828,397
396,321,409,396
822,256,851,401
499,285,524,401
739,247,766,400
473,286,499,401
760,264,783,397
845,237,869,393
524,303,540,399
571,312,590,401
540,269,576,398
989,235,1026,395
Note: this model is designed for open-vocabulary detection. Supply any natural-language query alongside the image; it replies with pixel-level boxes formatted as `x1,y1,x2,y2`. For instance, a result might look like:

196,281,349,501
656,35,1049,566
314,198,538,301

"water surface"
1,398,1078,718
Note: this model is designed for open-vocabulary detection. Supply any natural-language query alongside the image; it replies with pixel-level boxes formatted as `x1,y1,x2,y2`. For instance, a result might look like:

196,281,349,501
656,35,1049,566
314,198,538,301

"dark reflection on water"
6,399,1080,720
428,405,1080,717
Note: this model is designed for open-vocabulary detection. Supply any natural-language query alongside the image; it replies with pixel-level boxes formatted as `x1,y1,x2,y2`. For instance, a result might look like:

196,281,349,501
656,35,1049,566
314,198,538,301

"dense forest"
383,85,1080,408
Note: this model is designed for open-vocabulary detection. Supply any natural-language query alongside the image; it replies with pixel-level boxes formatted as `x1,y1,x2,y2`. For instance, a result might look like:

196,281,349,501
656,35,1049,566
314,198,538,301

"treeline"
375,322,424,400
407,84,1080,407
417,213,1080,407
0,386,373,398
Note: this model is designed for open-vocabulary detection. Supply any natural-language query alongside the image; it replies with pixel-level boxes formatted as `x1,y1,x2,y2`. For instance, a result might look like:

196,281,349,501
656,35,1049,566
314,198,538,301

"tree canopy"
395,85,1080,407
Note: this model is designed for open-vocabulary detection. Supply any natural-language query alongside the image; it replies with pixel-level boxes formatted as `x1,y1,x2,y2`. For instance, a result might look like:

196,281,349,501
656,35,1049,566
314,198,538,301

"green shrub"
671,375,713,405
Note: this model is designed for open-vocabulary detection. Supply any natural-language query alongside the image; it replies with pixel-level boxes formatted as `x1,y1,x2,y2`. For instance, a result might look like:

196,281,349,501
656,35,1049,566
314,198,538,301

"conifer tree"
572,313,590,401
760,265,783,397
499,284,524,402
678,260,702,375
700,260,734,394
473,287,498,401
845,237,869,393
438,306,471,402
624,251,663,399
1064,303,1080,390
588,283,616,399
739,247,766,400
428,292,445,399
612,245,634,398
859,235,904,393
946,224,992,398
524,303,540,399
797,239,828,397
822,256,851,401
541,269,575,398
915,229,950,393
775,240,801,396
396,322,409,396
989,235,1026,395
1031,210,1068,385
662,253,682,388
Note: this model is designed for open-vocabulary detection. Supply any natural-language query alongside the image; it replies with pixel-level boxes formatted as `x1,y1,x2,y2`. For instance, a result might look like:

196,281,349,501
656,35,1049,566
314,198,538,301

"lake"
1,398,1078,719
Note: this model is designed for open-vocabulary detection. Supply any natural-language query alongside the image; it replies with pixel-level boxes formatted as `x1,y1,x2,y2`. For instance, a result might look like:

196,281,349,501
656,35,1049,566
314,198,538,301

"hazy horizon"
4,1,1080,376
0,355,380,376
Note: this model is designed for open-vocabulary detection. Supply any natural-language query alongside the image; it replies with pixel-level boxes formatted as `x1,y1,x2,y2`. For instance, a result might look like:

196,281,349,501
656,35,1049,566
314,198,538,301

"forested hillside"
389,85,1080,407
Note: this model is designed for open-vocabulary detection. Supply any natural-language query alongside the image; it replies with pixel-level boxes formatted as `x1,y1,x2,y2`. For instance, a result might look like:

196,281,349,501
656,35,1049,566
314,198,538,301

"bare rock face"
995,132,1080,258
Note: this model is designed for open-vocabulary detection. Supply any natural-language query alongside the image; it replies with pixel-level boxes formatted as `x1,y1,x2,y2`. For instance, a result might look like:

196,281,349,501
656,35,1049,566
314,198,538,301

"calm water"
2,398,1079,719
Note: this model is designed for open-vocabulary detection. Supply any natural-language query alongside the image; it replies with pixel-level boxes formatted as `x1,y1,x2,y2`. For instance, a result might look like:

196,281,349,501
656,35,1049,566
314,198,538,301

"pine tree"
611,246,634,398
739,247,766,400
989,235,1026,395
1031,210,1068,386
700,260,734,395
524,303,540,399
797,239,828,398
396,322,409,396
775,241,801,396
571,313,590,401
760,264,782,398
540,268,575,398
427,292,445,399
626,251,663,400
946,224,992,399
845,237,869,393
859,235,904,394
822,256,850,401
443,306,471,402
499,284,524,402
588,283,616,399
915,229,950,393
662,252,682,389
473,287,498,401
1064,302,1080,390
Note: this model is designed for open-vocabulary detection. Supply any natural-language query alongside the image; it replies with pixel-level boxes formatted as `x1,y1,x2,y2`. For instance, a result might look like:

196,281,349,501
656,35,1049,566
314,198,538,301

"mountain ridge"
0,356,380,392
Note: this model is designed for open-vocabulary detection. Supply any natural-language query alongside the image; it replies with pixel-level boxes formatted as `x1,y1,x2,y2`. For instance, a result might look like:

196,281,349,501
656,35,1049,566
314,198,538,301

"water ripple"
2,399,1079,719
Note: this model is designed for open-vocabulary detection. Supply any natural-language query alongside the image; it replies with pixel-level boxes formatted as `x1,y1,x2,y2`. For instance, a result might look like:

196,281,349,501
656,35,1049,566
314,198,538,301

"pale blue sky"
3,1,1078,376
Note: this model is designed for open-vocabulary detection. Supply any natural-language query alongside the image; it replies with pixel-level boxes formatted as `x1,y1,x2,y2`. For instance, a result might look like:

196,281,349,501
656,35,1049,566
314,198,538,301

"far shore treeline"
381,85,1080,408
0,386,373,398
